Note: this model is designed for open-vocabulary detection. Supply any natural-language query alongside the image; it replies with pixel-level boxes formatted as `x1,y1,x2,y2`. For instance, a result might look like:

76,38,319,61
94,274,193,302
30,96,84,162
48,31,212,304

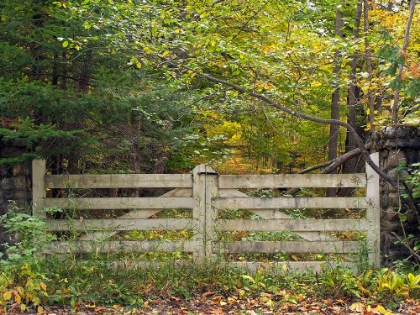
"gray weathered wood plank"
46,218,194,231
215,197,368,209
44,174,193,188
219,218,372,232
217,241,361,253
218,189,336,241
79,188,193,241
227,261,357,273
39,197,194,210
204,166,218,258
193,164,207,262
366,152,381,267
47,240,200,253
219,173,366,189
32,159,47,219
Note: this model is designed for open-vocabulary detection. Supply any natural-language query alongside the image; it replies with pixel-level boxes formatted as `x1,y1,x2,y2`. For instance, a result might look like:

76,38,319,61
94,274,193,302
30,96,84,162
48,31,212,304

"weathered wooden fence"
32,153,380,271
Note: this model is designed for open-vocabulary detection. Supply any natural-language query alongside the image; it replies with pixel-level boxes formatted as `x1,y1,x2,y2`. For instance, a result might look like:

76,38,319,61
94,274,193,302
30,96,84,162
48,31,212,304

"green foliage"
403,162,420,200
241,267,270,295
0,204,54,312
1,202,420,313
2,0,420,312
0,265,49,313
0,208,52,269
375,268,420,301
0,0,213,172
319,266,420,307
321,266,366,298
393,161,420,263
2,0,418,171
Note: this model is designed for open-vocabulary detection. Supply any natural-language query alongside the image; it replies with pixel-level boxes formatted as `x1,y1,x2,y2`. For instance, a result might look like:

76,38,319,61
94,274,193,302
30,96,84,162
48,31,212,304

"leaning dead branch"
195,71,397,188
161,58,420,215
285,147,365,196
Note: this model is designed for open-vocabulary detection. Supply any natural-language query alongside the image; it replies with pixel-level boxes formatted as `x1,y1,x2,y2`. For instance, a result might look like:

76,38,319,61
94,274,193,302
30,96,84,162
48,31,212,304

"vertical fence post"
32,159,46,220
203,166,218,260
192,164,219,263
193,164,206,262
366,152,381,267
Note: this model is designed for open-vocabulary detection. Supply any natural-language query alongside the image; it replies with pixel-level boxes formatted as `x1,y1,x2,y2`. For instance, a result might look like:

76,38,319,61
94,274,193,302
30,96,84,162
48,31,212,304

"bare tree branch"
212,0,227,6
391,232,420,265
160,57,420,214
297,160,334,174
197,71,398,187
285,147,365,195
160,57,398,188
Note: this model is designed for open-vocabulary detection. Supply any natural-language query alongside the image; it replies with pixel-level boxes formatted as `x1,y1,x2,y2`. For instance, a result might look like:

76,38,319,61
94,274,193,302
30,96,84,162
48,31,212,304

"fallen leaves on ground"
8,293,420,315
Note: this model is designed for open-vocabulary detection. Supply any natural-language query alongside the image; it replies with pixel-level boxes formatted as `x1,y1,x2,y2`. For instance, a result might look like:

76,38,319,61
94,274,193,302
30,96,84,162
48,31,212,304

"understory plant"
1,202,420,314
393,162,420,266
0,203,53,313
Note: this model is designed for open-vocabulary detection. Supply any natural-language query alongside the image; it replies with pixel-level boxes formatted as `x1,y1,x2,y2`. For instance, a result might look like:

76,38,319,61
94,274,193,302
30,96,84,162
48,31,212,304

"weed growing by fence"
0,202,53,312
1,202,420,314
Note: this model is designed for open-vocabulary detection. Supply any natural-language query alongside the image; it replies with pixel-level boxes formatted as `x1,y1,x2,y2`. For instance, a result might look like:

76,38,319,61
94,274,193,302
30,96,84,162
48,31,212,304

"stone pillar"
369,126,420,266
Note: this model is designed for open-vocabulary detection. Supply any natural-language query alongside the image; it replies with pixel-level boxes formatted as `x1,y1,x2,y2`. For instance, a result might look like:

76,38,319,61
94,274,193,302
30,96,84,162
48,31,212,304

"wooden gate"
32,153,380,271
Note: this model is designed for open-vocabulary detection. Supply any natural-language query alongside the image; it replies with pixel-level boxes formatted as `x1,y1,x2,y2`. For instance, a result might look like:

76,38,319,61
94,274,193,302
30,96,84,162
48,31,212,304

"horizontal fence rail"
215,197,369,209
38,197,195,210
218,173,366,189
32,153,380,271
44,174,193,188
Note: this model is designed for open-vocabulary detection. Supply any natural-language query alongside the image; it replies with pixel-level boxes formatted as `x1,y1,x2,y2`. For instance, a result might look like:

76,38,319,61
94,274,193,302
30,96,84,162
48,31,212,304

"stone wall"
369,126,420,265
0,139,32,254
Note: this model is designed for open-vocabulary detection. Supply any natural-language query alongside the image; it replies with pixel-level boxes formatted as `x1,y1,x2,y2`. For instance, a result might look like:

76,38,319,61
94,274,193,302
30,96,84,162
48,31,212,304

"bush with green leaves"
0,204,53,312
403,162,420,201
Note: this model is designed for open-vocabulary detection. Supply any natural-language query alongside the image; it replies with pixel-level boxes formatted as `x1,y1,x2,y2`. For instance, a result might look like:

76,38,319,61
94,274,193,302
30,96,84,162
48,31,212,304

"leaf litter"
10,293,420,315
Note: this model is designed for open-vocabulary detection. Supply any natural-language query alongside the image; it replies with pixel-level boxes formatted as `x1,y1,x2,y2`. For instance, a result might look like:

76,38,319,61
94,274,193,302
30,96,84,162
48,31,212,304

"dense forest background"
0,0,419,178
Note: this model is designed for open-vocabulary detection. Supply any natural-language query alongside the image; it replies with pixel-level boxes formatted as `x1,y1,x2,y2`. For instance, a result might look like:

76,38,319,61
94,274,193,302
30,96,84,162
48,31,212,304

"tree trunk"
339,0,366,197
364,0,375,132
391,0,417,124
326,5,344,197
